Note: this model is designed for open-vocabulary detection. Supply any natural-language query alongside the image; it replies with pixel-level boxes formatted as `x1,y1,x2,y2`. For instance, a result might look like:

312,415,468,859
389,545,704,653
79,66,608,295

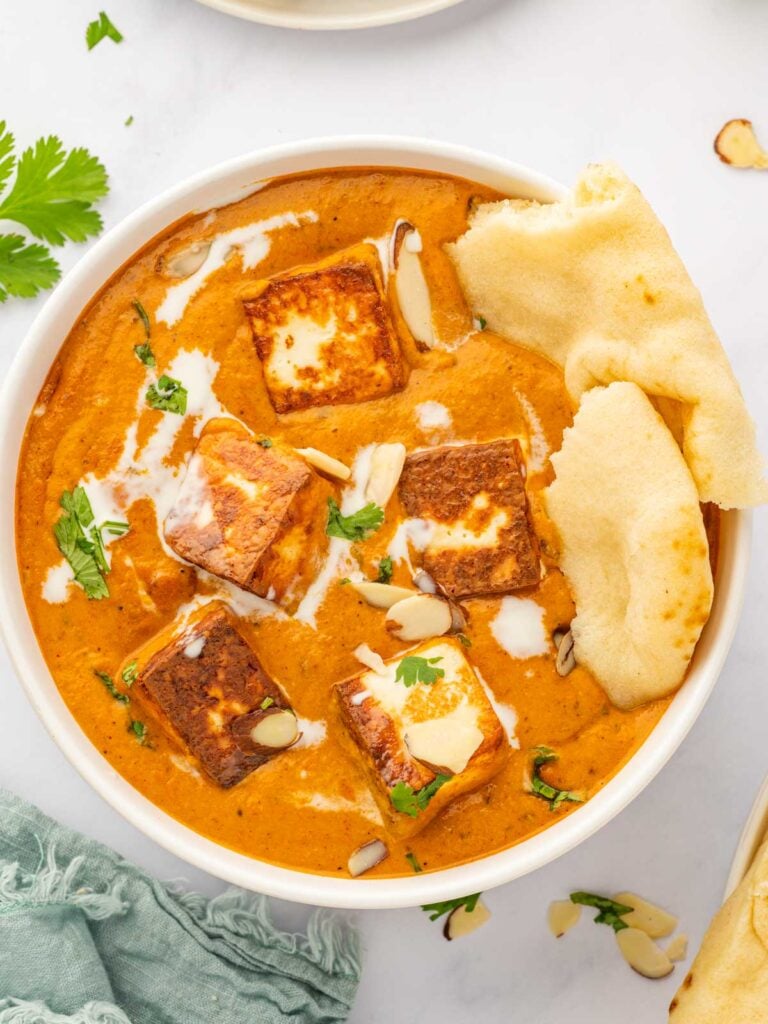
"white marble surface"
1,0,767,1019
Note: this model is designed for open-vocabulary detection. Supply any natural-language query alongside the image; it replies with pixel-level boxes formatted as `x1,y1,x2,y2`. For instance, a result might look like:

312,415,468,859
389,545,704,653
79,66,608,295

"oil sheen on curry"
16,168,716,878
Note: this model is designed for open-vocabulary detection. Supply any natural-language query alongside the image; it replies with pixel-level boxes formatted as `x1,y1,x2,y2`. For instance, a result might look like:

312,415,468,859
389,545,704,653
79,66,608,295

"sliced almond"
296,447,351,482
405,716,483,775
348,838,388,877
554,629,577,677
232,707,299,753
350,580,415,609
547,899,582,938
665,934,688,962
714,118,768,169
444,898,491,940
365,443,406,507
385,594,452,641
413,569,438,594
615,927,674,979
393,223,435,349
159,241,211,279
612,892,677,939
353,642,387,675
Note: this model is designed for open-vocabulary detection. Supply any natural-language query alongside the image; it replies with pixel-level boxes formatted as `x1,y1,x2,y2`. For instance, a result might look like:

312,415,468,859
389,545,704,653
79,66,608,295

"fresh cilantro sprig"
528,746,584,811
395,655,445,687
132,300,155,366
86,11,123,50
390,774,450,818
376,555,393,584
570,892,633,933
0,121,108,303
94,669,129,704
326,499,384,542
146,375,187,415
53,486,128,600
422,893,481,921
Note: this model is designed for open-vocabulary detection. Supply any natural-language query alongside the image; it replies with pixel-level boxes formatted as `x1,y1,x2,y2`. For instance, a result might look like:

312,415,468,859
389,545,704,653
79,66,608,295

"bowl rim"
192,0,465,32
0,134,752,909
724,773,768,899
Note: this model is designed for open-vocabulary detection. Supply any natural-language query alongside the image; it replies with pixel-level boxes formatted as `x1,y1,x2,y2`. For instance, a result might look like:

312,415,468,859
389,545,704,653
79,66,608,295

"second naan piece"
545,382,714,709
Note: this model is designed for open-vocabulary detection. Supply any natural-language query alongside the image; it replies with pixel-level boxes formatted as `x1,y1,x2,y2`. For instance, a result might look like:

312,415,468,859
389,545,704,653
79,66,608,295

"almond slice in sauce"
296,447,351,482
232,708,299,753
385,594,452,641
547,899,582,938
615,927,674,979
393,223,435,349
159,241,212,279
353,642,387,675
714,118,768,169
444,899,491,940
350,581,415,609
612,892,677,938
348,838,388,877
365,443,406,507
554,628,577,677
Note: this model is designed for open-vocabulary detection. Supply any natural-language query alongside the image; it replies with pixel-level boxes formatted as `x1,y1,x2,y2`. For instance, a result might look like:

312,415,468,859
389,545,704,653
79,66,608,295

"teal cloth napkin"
0,790,360,1023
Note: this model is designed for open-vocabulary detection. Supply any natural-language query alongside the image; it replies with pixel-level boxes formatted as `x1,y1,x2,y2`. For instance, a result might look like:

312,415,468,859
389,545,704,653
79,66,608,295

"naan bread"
669,837,768,1022
449,162,767,509
545,382,714,709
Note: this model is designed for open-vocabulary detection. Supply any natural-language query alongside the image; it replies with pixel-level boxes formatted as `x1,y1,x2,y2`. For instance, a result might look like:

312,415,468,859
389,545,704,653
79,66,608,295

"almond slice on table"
385,594,452,641
296,447,351,482
348,839,389,877
444,899,491,940
615,927,674,979
392,223,435,349
547,900,582,938
612,892,677,938
350,581,415,609
665,934,688,962
714,118,768,169
365,443,406,507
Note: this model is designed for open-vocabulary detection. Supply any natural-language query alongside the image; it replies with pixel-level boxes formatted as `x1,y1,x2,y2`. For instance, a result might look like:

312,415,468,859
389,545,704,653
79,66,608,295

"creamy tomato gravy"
17,169,680,877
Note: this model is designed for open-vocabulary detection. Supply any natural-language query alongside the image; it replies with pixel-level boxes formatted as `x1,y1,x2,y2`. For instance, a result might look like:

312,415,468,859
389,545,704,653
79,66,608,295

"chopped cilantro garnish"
132,300,155,366
376,555,393,584
390,774,451,818
101,519,129,537
529,746,584,811
54,486,126,599
124,115,134,127
260,696,274,710
395,655,444,688
146,375,187,415
0,121,108,303
405,851,423,873
94,669,128,704
86,11,123,50
325,498,384,542
457,633,472,648
570,892,633,933
129,719,147,744
257,437,272,448
121,660,138,686
476,316,487,330
422,893,481,921
338,577,351,586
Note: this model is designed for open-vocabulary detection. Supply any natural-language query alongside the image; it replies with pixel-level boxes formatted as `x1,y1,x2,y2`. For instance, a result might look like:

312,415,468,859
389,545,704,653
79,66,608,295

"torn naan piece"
669,837,768,1022
449,162,767,509
545,382,714,709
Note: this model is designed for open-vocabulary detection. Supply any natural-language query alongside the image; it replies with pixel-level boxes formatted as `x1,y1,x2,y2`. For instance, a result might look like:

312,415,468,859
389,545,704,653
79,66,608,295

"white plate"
193,0,466,31
0,136,751,908
725,774,768,898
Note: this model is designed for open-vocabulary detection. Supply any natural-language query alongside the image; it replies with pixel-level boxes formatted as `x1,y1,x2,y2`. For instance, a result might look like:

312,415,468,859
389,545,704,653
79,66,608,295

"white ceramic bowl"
193,0,465,31
0,136,751,909
725,774,768,898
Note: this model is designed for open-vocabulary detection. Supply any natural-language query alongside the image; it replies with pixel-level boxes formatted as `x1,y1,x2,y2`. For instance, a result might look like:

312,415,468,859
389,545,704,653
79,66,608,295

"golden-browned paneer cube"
242,243,406,413
164,418,333,609
335,639,508,838
398,439,540,599
132,602,292,787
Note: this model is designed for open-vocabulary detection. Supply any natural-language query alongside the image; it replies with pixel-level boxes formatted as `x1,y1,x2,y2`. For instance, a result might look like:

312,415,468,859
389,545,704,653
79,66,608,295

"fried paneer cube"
132,603,291,787
398,439,540,599
164,418,333,609
335,639,508,838
242,243,406,413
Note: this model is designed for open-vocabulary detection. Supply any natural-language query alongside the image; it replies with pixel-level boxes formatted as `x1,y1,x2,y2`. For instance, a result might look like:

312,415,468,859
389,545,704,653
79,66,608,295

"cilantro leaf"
0,123,15,195
146,375,187,415
325,499,384,542
376,555,393,584
405,851,423,873
121,660,138,686
457,633,472,648
422,893,480,921
395,655,445,688
54,487,110,599
132,300,155,366
0,136,108,246
94,669,129,704
390,774,451,818
86,11,124,50
257,437,272,448
124,115,134,127
260,696,274,710
129,719,148,744
528,746,584,811
0,235,60,302
570,892,633,933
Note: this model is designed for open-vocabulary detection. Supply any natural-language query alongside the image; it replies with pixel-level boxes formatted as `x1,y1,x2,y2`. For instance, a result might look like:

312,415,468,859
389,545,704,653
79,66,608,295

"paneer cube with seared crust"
398,439,540,599
164,418,334,610
132,602,293,787
335,639,508,838
242,243,406,413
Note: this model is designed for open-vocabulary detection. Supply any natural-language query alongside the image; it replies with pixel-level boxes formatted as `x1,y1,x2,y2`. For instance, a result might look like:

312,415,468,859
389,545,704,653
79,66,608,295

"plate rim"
192,0,466,31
